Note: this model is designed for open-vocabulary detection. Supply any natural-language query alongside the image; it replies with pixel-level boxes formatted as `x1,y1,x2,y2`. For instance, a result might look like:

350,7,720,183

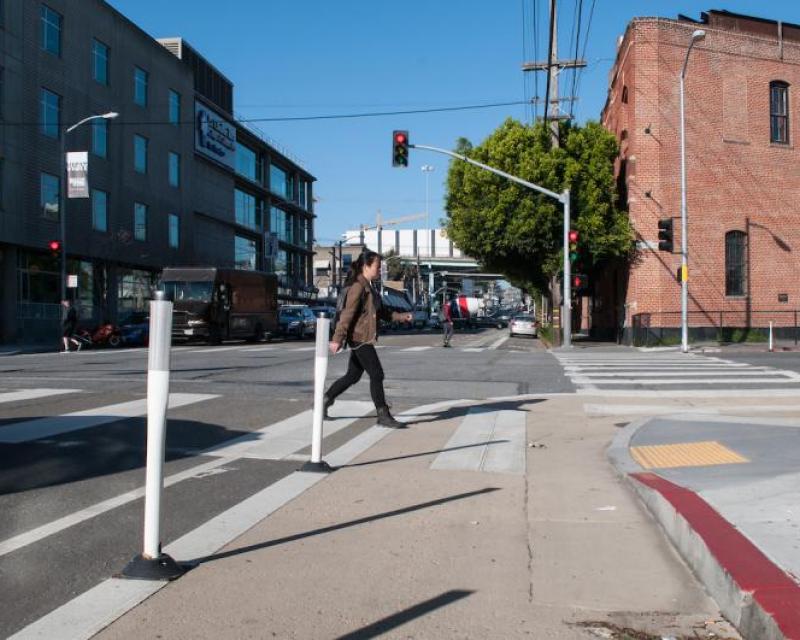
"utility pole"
521,0,586,146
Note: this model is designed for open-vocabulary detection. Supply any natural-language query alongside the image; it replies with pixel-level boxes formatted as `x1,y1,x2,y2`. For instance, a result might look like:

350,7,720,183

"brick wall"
603,15,800,333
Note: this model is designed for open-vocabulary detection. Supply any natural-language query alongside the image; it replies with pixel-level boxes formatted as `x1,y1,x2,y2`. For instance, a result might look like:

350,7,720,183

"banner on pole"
67,151,90,199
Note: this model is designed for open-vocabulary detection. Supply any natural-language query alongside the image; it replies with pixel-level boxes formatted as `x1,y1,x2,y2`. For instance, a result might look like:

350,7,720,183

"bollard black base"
119,553,188,581
301,460,335,473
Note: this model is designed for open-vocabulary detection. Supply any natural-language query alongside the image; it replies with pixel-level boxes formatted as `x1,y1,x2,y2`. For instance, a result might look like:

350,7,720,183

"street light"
59,111,119,306
420,165,434,257
679,29,705,353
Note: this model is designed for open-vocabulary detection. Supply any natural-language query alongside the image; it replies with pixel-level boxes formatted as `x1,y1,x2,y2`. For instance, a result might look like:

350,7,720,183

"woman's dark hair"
344,250,381,286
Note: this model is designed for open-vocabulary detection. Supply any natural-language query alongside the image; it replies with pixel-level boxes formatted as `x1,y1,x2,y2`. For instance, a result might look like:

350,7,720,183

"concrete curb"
608,420,800,640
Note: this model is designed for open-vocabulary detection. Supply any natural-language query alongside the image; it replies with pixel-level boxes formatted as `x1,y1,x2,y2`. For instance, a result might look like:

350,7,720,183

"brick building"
602,10,800,344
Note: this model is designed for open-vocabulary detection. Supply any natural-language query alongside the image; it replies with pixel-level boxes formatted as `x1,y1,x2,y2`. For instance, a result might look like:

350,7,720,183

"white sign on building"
66,151,89,199
194,100,236,170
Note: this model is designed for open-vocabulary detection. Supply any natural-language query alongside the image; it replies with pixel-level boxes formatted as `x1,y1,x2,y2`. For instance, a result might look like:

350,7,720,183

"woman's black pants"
325,343,387,409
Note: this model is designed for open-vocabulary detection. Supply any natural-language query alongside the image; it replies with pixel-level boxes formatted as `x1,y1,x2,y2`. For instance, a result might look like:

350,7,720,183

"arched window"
770,81,789,144
725,230,747,296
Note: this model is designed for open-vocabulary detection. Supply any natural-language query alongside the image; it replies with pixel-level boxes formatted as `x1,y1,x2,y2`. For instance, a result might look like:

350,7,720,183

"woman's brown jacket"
332,275,404,345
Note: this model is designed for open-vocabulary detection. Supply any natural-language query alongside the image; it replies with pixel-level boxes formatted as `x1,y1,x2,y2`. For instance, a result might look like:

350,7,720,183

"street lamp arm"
410,144,564,202
66,112,119,133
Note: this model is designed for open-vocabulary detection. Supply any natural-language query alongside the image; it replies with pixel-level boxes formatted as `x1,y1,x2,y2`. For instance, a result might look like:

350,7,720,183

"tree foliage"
445,118,633,291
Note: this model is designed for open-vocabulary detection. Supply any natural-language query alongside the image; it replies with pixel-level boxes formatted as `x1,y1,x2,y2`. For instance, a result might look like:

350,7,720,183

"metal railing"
632,310,800,347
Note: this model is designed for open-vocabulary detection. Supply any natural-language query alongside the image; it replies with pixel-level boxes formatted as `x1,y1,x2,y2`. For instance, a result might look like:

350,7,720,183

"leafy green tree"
445,118,632,292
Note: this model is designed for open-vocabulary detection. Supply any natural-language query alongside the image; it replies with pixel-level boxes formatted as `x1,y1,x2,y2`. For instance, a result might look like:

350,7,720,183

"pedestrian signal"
658,218,674,252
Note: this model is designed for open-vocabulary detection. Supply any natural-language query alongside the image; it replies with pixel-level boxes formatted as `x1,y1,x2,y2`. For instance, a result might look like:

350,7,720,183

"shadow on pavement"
333,590,475,640
0,418,249,494
190,487,501,565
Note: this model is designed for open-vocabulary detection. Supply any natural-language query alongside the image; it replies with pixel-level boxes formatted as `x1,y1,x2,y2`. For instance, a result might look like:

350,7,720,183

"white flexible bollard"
769,321,774,352
121,290,185,580
303,314,333,473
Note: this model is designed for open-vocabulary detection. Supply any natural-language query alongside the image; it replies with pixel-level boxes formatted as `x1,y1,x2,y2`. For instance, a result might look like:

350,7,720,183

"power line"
533,0,540,120
569,0,584,119
573,0,597,120
543,0,556,125
0,100,531,129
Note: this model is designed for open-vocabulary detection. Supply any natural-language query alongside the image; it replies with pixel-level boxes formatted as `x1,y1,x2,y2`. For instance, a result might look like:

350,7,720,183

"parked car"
310,305,337,336
279,305,317,339
119,311,150,347
412,306,429,329
509,314,538,338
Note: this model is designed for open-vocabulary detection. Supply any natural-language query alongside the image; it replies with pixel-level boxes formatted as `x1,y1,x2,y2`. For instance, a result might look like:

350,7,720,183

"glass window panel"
92,189,107,232
235,235,257,270
41,5,62,56
270,163,287,199
134,67,148,107
168,151,180,187
92,118,107,157
40,172,60,221
725,231,747,297
40,88,60,138
236,143,258,182
770,83,789,144
169,213,179,248
169,90,180,125
134,135,147,173
134,202,147,241
92,39,108,85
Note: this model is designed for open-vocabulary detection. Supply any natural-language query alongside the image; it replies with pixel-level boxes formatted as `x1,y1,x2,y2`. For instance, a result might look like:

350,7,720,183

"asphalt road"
0,327,565,637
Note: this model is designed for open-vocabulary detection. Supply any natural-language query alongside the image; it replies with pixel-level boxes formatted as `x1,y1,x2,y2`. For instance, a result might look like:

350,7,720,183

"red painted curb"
631,472,800,639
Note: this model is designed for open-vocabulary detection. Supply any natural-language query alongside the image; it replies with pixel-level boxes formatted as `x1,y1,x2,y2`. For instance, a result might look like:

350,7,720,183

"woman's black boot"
322,394,334,420
377,406,406,429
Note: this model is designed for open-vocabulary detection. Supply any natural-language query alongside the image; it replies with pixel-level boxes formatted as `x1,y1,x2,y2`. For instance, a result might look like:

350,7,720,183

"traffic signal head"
392,130,409,168
568,229,579,263
657,218,674,252
572,273,588,293
48,240,61,254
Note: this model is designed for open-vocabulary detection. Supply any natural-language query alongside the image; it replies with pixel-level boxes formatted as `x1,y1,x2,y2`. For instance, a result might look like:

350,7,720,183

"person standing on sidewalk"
324,251,412,428
442,296,454,347
60,300,81,353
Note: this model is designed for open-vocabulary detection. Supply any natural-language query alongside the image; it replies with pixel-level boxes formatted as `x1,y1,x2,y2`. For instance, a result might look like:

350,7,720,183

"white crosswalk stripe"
555,351,800,393
0,388,81,404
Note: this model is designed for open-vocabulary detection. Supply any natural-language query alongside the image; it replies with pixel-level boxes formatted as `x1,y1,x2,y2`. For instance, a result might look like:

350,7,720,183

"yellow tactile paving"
630,440,749,469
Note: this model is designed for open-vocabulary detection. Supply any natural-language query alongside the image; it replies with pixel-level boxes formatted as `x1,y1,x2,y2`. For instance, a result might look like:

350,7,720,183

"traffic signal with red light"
572,273,588,293
392,130,409,167
48,240,61,256
568,229,579,263
658,218,674,252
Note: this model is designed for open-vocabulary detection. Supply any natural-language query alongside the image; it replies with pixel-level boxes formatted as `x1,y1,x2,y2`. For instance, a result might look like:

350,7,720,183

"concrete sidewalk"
83,395,737,640
610,410,800,640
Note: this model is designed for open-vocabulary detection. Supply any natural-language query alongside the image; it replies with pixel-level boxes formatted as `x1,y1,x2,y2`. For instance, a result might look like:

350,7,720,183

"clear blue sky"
108,1,800,244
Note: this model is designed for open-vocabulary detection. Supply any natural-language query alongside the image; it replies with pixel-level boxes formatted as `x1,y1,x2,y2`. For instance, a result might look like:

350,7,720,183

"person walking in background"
324,251,413,428
442,296,454,347
60,300,80,353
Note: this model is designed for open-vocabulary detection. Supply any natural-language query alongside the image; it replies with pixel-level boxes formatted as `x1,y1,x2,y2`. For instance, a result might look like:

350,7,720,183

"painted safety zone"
630,440,749,469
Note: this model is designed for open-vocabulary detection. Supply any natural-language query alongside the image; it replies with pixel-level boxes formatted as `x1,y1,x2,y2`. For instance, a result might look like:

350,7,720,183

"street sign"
67,274,78,288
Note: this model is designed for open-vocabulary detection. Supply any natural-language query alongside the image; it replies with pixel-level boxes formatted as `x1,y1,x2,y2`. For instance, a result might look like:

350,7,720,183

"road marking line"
0,393,218,444
583,403,720,416
568,370,791,378
402,346,433,352
185,346,248,353
6,399,449,640
460,348,485,353
489,335,509,350
241,346,276,352
571,377,800,385
0,389,81,404
630,441,749,469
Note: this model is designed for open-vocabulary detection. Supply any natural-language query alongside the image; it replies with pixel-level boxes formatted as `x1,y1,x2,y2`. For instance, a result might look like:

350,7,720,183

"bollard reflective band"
148,299,173,372
316,318,331,357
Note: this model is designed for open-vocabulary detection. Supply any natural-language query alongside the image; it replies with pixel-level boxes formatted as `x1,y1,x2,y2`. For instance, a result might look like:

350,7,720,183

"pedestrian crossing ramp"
554,351,800,393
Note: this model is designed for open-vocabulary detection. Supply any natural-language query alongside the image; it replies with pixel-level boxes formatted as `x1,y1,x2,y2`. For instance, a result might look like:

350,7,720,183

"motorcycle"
74,323,123,348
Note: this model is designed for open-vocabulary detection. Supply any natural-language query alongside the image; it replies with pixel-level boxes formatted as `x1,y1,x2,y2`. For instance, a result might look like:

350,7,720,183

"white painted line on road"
431,406,526,475
489,335,509,350
185,345,248,353
0,388,81,404
293,346,315,352
563,363,753,369
401,346,433,352
577,388,800,398
583,403,721,416
8,399,446,640
204,400,373,460
241,345,277,352
0,457,230,558
0,393,218,444
570,370,792,378
571,376,800,385
460,348,485,353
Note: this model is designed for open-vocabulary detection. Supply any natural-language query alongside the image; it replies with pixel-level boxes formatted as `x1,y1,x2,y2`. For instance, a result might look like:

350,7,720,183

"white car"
509,314,538,338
